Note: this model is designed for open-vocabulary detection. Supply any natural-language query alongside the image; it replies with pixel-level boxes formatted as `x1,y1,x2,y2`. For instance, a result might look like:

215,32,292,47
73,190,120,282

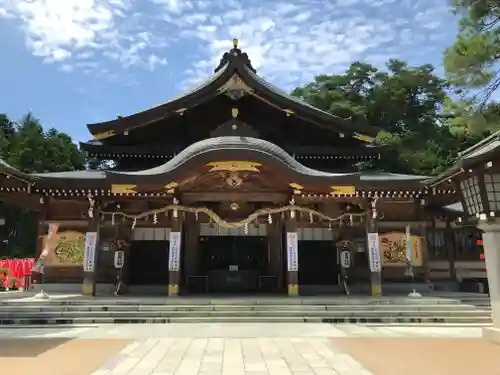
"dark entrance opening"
298,240,339,288
199,236,268,293
128,240,169,285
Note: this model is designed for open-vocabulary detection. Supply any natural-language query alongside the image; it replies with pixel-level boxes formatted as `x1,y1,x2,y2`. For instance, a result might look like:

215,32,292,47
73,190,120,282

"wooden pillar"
417,203,431,282
116,224,132,294
183,214,200,288
82,213,100,296
445,218,457,281
168,213,183,296
366,200,382,296
285,212,299,296
268,215,284,291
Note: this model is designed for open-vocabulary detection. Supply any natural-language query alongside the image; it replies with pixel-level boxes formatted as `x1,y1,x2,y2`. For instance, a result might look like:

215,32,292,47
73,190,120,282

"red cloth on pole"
0,258,34,288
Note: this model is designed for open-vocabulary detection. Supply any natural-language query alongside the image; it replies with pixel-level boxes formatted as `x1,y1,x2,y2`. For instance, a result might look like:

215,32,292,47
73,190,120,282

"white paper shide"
286,232,299,271
168,232,182,271
367,232,381,272
83,232,98,272
114,250,125,269
340,250,351,268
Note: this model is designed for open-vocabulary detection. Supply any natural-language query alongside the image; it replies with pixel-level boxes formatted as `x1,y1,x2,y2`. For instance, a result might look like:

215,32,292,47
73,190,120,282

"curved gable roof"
87,63,232,137
106,136,358,182
87,42,379,139
105,136,426,188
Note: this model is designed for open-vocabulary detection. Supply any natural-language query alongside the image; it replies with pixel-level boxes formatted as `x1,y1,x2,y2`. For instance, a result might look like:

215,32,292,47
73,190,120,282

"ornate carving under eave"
93,130,116,140
226,172,243,188
289,182,304,195
217,74,253,101
164,182,178,194
175,108,187,116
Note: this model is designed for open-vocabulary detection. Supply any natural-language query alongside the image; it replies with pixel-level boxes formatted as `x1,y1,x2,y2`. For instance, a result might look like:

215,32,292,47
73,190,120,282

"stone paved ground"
0,338,130,375
0,324,497,375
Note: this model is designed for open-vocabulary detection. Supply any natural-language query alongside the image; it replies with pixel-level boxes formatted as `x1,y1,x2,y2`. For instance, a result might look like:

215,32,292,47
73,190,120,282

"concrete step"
1,297,491,306
0,309,491,318
0,316,492,325
0,304,491,313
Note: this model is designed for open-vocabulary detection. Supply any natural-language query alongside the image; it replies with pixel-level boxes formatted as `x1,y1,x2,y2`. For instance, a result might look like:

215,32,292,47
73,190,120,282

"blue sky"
0,0,457,142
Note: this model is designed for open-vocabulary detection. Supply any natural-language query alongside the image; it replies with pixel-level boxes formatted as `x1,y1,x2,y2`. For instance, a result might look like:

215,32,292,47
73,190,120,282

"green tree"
444,0,500,102
292,60,460,175
442,98,500,138
0,112,85,258
443,0,500,137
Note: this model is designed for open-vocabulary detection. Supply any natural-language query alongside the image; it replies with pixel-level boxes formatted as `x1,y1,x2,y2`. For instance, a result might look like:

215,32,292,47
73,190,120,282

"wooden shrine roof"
429,130,500,186
0,137,456,204
86,41,379,142
0,159,29,180
79,138,380,159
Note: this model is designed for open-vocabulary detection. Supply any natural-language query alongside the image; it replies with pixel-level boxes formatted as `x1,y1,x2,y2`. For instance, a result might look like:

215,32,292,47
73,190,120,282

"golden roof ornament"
233,38,238,48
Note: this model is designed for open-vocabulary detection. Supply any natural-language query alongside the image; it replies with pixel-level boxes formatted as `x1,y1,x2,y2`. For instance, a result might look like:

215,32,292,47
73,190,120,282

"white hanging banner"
367,232,381,272
114,250,125,269
405,225,413,264
286,232,299,271
83,232,98,272
340,250,351,268
168,231,182,271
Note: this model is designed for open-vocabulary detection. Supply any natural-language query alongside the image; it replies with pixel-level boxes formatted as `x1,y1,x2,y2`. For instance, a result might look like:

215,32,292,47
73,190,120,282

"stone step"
0,304,491,313
1,299,491,307
1,297,491,306
363,322,493,327
0,309,491,319
0,315,492,325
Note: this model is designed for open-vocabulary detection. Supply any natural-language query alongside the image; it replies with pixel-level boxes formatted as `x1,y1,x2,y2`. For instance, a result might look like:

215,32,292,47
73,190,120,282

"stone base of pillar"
483,327,500,345
371,283,382,297
82,280,94,296
168,284,179,296
287,284,298,296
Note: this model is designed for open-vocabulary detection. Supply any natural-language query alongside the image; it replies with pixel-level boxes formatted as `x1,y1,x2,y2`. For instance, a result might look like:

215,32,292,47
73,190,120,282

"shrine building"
0,40,485,296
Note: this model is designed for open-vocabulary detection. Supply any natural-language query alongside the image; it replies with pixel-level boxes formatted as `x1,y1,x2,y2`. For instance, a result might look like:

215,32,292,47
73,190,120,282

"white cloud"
0,0,167,70
0,0,454,89
149,0,454,89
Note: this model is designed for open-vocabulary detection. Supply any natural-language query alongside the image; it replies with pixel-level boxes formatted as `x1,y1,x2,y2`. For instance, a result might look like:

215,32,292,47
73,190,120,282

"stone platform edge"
483,326,500,345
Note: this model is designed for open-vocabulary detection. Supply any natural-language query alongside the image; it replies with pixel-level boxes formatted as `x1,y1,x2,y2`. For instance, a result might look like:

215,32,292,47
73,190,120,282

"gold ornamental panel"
111,184,137,195
40,230,85,265
207,161,262,173
330,185,356,195
379,232,424,267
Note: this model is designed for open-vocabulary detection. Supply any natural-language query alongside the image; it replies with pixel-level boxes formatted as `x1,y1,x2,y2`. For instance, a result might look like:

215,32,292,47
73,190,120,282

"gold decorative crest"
207,161,261,172
289,182,304,194
41,230,85,265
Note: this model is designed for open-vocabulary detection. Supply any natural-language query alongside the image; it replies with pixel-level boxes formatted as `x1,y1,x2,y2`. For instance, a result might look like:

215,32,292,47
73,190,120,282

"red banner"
0,258,34,288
